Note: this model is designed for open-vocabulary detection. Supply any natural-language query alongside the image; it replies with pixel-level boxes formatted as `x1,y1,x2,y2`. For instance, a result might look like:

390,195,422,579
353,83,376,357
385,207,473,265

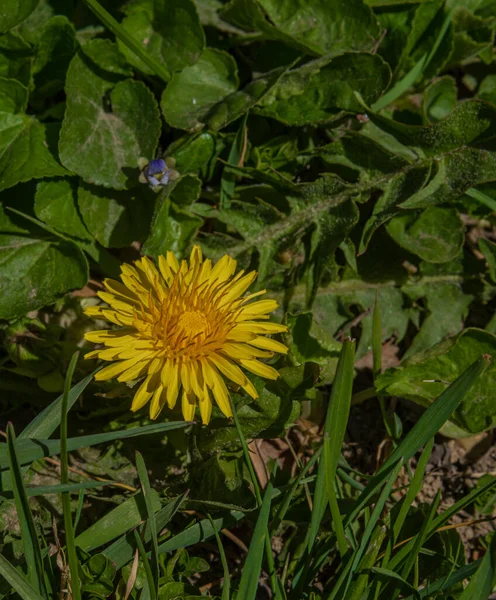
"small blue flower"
138,157,179,192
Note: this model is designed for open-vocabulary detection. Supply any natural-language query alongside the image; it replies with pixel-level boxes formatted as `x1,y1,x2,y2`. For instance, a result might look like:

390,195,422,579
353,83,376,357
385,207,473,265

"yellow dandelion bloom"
84,245,288,424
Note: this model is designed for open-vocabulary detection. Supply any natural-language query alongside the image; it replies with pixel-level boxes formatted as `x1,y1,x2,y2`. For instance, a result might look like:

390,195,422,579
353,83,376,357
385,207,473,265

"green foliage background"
2,0,496,598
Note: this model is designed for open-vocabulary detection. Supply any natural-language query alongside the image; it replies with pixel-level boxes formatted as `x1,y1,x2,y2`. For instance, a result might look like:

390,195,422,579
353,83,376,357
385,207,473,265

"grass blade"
105,493,188,569
328,459,404,600
0,421,190,470
458,536,496,600
76,490,161,552
323,339,356,558
0,553,45,600
133,529,156,600
390,490,442,600
19,369,98,440
220,112,249,209
237,470,276,600
232,401,282,598
208,513,231,600
372,6,454,111
466,187,496,212
343,355,488,529
60,352,81,600
136,451,159,597
81,0,170,82
7,423,47,598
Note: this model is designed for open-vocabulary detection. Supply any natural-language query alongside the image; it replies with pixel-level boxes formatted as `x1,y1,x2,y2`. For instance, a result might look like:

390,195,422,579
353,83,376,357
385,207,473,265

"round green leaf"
59,39,161,190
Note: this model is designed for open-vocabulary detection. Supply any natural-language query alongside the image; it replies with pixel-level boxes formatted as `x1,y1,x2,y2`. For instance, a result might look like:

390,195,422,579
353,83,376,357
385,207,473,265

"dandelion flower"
84,246,288,424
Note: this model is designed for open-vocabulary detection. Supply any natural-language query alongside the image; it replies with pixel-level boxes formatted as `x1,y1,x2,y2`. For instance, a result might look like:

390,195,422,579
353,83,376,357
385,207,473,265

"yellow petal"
150,384,166,419
199,385,212,425
248,336,288,354
167,251,179,272
84,328,134,343
166,362,180,408
221,343,273,360
182,391,196,421
210,254,236,283
181,361,192,393
131,374,155,411
190,245,203,267
209,353,248,387
239,299,279,317
206,363,232,417
220,271,257,305
103,278,139,302
239,359,279,380
158,255,174,286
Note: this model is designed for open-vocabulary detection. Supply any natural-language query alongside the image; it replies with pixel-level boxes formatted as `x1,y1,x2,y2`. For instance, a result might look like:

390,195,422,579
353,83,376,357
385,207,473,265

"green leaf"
0,205,88,320
120,0,204,75
0,113,67,192
0,77,28,112
59,39,161,190
0,32,32,87
403,269,472,357
0,421,190,471
161,48,238,131
143,175,203,258
386,206,464,263
0,0,39,34
221,0,380,56
34,179,93,245
207,63,290,131
0,553,45,600
77,182,155,248
75,490,161,552
422,75,457,123
257,53,391,126
32,15,77,99
376,329,496,434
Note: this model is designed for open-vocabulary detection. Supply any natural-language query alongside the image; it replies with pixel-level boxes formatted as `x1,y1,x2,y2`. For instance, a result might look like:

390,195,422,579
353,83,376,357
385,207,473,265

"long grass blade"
0,421,190,470
343,355,488,529
136,451,159,598
220,112,248,209
458,536,496,600
237,470,276,600
466,187,496,212
81,0,170,82
19,369,97,440
105,493,188,569
0,553,45,600
60,352,81,600
208,513,231,600
372,6,454,111
7,423,47,598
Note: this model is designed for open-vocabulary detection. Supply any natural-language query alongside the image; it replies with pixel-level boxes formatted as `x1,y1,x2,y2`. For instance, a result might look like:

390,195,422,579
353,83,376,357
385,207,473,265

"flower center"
176,310,207,339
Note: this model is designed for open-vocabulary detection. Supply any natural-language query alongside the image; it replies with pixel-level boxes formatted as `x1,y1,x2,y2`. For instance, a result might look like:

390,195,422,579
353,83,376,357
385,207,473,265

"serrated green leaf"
0,77,28,113
257,53,391,126
162,48,238,131
221,0,380,56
